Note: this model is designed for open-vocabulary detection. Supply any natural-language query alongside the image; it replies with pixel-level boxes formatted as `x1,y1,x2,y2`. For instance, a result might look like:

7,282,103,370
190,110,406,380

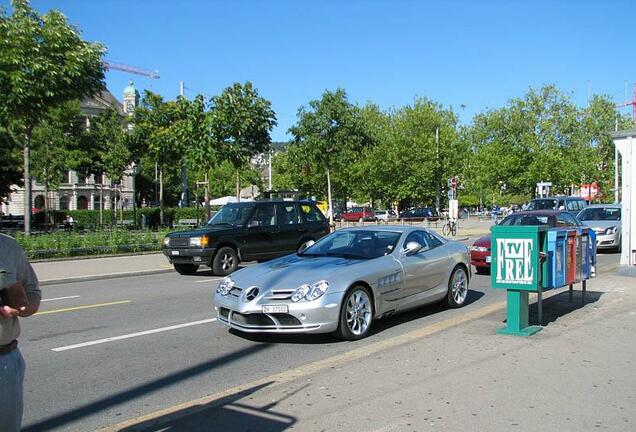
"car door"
398,230,449,306
244,203,278,260
276,202,304,254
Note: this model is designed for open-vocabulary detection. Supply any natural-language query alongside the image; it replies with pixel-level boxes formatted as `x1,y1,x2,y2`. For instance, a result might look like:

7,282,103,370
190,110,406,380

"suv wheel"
174,263,199,275
213,247,239,276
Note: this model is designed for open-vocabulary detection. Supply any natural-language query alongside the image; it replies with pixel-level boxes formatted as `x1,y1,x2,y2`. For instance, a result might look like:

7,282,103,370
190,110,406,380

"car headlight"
291,280,329,302
470,246,488,252
189,236,209,247
163,237,170,247
216,276,235,296
604,226,618,235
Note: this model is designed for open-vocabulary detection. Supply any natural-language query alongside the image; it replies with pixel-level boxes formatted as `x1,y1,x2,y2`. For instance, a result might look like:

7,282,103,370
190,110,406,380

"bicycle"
442,219,457,237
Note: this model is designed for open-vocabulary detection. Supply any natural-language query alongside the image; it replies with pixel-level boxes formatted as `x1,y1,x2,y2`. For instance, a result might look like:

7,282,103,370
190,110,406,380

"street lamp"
131,160,141,228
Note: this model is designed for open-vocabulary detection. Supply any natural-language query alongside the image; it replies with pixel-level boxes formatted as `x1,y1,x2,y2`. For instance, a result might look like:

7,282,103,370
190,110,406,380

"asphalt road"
20,245,620,432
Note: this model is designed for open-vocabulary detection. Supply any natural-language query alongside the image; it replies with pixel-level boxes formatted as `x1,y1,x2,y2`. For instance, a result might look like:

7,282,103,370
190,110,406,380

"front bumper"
163,247,215,265
213,291,342,334
595,232,620,249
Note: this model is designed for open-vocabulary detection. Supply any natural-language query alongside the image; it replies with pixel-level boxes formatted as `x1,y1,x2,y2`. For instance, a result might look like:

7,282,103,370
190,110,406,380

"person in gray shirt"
1,233,41,432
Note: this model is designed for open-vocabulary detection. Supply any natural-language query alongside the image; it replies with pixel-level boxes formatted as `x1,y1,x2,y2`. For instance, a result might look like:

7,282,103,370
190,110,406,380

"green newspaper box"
491,225,547,336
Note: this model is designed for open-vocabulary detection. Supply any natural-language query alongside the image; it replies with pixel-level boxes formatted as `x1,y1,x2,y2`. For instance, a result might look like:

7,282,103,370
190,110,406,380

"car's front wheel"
212,247,239,276
173,263,199,275
335,285,374,340
447,266,469,308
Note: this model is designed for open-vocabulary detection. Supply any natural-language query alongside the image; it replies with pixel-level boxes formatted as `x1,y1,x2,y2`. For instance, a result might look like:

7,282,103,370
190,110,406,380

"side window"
249,204,276,227
556,214,568,227
422,231,444,249
576,200,585,211
566,199,578,211
277,203,300,225
563,213,579,226
300,204,323,222
404,231,429,251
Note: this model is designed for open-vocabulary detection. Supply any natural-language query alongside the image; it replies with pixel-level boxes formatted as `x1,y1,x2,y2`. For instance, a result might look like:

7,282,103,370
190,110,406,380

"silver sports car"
213,226,471,340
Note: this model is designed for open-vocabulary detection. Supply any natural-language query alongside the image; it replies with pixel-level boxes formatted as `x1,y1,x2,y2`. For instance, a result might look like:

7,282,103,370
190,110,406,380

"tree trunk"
159,166,164,225
109,188,115,226
236,170,240,202
327,168,333,225
23,130,32,235
100,175,104,227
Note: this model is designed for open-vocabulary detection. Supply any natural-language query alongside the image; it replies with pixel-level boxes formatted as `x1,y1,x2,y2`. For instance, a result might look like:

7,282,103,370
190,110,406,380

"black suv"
397,207,439,221
163,200,330,276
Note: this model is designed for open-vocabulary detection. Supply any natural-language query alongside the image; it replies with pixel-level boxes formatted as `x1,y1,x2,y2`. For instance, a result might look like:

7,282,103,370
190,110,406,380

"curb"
39,268,174,286
31,251,163,264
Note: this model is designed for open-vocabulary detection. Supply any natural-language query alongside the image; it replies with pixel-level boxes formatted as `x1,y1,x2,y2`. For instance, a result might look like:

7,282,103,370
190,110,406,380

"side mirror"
247,220,261,228
298,239,315,253
402,241,422,256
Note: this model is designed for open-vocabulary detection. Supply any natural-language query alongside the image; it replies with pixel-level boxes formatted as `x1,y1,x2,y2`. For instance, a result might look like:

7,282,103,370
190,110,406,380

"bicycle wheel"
442,222,451,236
451,221,457,236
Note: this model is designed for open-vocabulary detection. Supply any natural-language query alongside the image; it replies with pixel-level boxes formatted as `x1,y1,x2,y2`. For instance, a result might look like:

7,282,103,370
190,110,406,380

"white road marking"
51,318,218,352
41,295,80,302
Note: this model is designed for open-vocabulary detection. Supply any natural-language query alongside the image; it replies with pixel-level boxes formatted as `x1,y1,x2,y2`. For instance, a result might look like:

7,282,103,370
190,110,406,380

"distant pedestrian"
64,214,74,232
0,234,41,432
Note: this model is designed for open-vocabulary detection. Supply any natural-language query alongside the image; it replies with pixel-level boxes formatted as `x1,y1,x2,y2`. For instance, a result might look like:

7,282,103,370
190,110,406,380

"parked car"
163,200,330,276
525,196,587,217
398,207,439,221
577,204,621,251
213,226,470,340
342,206,376,222
470,210,584,274
374,209,397,222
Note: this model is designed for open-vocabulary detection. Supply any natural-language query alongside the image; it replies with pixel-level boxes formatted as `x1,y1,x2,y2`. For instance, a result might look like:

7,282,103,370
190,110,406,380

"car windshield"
499,214,552,227
526,199,557,210
300,230,402,260
578,207,621,221
207,203,255,226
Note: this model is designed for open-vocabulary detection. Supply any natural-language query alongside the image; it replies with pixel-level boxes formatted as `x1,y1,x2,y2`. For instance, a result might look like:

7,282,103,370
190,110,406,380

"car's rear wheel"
335,285,374,340
212,247,238,276
447,266,469,308
173,263,199,275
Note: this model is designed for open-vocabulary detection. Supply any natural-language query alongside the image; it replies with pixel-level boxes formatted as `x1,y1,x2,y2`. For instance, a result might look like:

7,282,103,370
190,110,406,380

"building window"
34,195,45,209
59,195,70,210
77,196,88,210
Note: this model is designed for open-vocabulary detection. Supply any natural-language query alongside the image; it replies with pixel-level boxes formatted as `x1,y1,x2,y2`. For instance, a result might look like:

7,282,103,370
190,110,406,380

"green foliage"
0,122,23,200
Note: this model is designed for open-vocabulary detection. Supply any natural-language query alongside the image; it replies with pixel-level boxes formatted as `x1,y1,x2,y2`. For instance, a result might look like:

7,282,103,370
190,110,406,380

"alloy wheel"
346,290,372,336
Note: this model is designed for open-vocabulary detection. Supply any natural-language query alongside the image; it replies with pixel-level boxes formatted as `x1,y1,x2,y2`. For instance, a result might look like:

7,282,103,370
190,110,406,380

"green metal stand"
496,290,542,337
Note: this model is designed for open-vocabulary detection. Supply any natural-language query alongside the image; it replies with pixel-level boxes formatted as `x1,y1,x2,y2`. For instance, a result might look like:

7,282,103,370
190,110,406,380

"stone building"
1,82,140,216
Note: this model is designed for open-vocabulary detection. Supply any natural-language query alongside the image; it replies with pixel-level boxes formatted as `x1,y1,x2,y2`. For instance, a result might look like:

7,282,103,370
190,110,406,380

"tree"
0,0,105,233
129,91,182,224
288,89,371,222
0,122,23,202
30,101,87,220
210,82,277,200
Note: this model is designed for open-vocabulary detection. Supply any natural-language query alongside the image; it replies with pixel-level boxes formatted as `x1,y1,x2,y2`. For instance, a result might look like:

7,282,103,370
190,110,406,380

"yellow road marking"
34,300,131,316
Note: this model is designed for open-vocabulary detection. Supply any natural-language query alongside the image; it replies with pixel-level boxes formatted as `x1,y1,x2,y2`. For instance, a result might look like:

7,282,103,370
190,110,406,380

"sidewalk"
33,253,173,285
105,271,636,432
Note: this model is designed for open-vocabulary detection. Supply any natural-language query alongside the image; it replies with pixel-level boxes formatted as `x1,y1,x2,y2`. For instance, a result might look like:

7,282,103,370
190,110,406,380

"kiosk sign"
495,238,534,285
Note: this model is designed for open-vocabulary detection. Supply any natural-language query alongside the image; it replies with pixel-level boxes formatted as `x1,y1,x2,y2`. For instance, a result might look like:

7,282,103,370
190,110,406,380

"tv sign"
495,238,534,285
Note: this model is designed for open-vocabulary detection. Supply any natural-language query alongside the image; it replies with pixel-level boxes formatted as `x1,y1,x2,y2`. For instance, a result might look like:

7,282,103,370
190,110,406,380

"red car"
342,206,376,222
470,210,583,274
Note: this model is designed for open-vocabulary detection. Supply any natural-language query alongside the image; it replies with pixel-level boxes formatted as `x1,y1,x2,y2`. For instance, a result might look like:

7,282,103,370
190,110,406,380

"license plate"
485,255,491,263
262,305,288,314
171,250,180,256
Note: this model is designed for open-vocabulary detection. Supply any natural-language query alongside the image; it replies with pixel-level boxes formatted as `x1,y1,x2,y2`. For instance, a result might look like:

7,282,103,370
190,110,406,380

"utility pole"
268,151,273,191
435,128,440,213
615,117,620,203
179,81,189,207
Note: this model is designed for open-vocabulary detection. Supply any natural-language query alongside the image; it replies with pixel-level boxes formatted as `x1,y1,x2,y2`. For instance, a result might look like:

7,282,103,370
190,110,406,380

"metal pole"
537,289,543,326
615,117,619,203
435,128,440,214
179,81,189,207
268,151,272,191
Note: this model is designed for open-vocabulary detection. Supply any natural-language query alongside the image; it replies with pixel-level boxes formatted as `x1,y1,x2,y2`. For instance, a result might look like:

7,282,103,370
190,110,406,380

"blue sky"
7,0,636,141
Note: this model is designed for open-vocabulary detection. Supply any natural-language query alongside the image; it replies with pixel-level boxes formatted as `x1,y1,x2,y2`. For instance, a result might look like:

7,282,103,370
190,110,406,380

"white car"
374,209,397,222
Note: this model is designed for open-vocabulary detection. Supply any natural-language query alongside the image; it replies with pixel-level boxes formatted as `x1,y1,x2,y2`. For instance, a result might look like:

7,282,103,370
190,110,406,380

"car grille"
169,237,189,248
218,308,302,328
232,312,275,327
264,289,295,301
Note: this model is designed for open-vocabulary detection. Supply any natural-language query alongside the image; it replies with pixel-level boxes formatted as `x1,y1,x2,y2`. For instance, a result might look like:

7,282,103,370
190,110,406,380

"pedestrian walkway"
101,270,636,432
33,253,172,285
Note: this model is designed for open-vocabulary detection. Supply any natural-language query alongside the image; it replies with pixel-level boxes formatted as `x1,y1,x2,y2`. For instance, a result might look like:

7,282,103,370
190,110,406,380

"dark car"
398,207,439,221
163,200,330,276
470,210,583,274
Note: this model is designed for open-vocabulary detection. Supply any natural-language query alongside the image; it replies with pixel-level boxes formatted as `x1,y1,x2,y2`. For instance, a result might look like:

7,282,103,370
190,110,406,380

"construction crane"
104,61,160,79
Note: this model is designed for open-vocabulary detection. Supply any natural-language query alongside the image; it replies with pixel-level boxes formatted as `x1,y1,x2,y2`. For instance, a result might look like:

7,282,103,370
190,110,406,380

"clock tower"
123,81,139,115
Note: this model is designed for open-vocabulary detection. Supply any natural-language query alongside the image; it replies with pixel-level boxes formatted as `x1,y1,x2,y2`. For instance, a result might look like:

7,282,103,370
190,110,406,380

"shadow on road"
23,344,272,432
118,382,303,432
527,289,603,326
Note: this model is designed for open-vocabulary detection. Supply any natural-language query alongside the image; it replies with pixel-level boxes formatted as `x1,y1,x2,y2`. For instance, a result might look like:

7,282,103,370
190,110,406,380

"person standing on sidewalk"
0,233,40,432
